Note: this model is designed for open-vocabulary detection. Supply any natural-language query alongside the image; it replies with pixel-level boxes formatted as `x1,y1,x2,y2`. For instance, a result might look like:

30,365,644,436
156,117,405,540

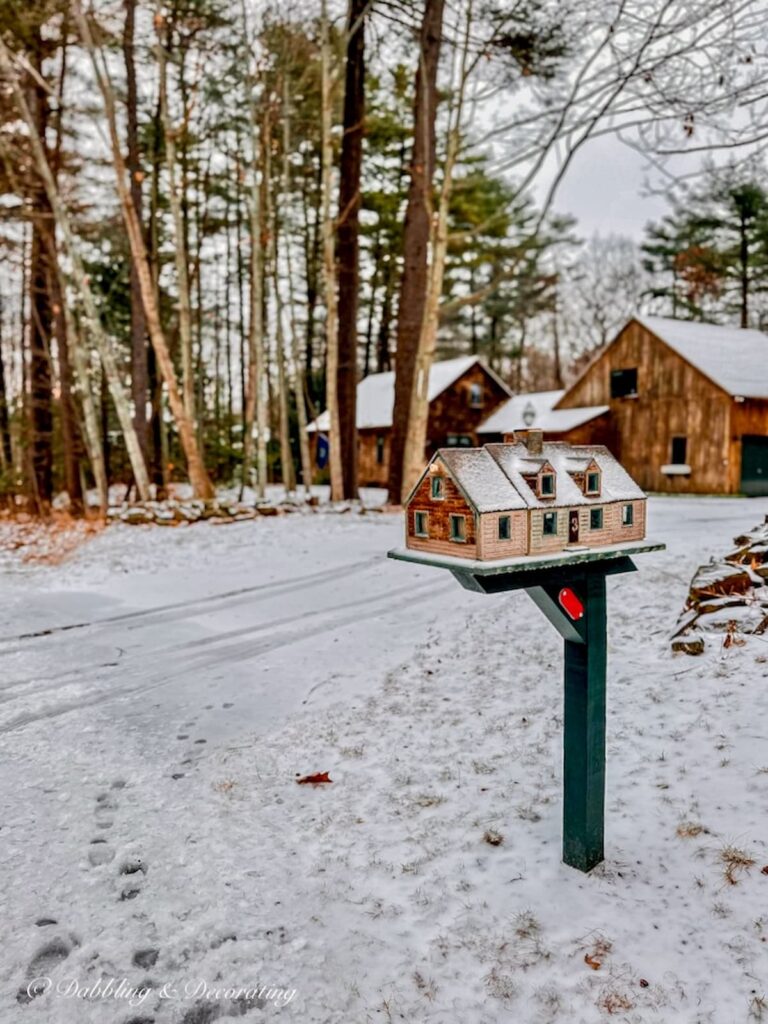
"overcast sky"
547,134,671,241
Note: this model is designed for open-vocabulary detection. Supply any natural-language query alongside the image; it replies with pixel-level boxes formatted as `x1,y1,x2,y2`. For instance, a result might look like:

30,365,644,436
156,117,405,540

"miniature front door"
569,510,580,544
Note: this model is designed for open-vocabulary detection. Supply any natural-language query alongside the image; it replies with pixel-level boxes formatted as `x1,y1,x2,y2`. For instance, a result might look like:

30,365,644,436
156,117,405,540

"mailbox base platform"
387,542,665,873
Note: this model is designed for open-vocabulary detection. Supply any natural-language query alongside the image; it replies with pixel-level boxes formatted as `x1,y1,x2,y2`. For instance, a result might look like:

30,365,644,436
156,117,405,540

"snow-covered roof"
438,448,527,513
537,405,610,432
307,355,511,432
413,441,643,512
635,315,768,398
478,390,564,434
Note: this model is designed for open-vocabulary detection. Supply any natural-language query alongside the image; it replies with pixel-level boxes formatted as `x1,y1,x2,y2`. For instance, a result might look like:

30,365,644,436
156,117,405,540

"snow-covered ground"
2,495,768,1023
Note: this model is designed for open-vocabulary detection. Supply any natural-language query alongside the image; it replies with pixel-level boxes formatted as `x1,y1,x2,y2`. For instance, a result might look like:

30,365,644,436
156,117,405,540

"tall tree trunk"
147,92,166,493
157,27,196,423
0,312,13,469
387,0,445,504
123,0,149,466
320,0,344,501
281,76,314,497
739,210,749,328
49,37,83,512
0,38,153,501
240,54,266,501
401,2,473,500
336,0,366,499
73,3,214,499
27,44,54,509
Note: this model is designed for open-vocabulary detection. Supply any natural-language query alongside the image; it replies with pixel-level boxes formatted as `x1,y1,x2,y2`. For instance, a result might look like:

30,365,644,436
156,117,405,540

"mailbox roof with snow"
405,430,646,561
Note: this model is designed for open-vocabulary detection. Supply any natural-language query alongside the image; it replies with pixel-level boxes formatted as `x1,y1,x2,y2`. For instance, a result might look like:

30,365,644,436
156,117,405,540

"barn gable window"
376,435,385,465
498,515,511,540
542,511,557,536
671,436,688,465
469,383,484,408
431,475,444,499
449,514,466,542
610,367,638,398
414,511,429,537
622,503,634,526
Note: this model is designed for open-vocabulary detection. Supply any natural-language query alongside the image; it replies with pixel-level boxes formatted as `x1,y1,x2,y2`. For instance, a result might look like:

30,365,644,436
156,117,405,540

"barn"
549,316,768,496
306,355,511,487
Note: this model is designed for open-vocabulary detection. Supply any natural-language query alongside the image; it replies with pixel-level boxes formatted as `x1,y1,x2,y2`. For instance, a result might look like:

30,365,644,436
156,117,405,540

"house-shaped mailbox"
404,430,646,561
391,430,663,873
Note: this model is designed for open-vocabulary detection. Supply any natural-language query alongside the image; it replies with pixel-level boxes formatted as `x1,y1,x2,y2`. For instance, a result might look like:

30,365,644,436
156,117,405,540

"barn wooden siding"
557,320,744,494
406,459,478,558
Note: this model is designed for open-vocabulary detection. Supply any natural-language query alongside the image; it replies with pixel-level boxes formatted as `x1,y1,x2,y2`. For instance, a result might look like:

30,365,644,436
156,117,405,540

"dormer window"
540,472,555,497
431,475,444,500
586,470,600,495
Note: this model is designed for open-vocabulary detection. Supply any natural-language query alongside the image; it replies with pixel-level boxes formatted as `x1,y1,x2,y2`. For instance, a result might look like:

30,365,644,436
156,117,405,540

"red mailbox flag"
559,587,584,621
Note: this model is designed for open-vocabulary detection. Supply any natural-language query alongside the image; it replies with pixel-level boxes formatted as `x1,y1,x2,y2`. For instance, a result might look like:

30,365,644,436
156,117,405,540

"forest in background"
0,0,766,513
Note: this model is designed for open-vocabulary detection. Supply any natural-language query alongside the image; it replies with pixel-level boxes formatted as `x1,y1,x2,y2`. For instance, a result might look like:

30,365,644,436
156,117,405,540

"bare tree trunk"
281,77,313,497
0,37,153,502
73,3,214,499
123,0,149,466
336,0,367,500
27,43,54,509
240,50,266,502
387,0,445,504
320,0,343,502
402,3,473,499
157,26,196,423
0,311,13,469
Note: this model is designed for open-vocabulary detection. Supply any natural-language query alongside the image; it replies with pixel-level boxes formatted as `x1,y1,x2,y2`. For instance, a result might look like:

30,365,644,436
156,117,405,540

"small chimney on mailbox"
524,428,543,455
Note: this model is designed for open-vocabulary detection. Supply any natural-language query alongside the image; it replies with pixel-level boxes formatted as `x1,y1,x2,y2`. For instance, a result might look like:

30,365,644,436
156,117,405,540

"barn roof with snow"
306,355,511,432
413,442,644,512
633,316,768,398
478,389,609,435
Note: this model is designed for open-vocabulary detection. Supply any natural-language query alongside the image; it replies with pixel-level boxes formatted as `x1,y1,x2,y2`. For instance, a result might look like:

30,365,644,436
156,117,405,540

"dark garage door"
741,435,768,496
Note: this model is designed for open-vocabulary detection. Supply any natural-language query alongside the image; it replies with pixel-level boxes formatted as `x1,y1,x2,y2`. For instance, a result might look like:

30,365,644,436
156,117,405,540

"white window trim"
414,511,429,538
449,514,466,543
585,471,601,495
540,472,556,498
661,464,691,476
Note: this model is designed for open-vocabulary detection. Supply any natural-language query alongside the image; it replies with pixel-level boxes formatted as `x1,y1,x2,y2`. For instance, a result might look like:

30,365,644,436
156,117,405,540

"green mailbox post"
388,542,664,873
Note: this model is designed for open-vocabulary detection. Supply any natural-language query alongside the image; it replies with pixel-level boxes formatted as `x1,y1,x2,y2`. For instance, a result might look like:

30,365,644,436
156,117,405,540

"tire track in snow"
0,578,452,736
0,555,380,648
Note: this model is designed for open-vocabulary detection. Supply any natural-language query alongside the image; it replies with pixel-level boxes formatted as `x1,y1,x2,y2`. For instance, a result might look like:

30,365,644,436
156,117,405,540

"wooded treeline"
0,0,765,512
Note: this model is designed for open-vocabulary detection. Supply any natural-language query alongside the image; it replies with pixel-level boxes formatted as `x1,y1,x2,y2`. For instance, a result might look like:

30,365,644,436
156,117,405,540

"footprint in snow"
17,935,76,1003
88,838,116,867
132,948,159,969
35,918,57,927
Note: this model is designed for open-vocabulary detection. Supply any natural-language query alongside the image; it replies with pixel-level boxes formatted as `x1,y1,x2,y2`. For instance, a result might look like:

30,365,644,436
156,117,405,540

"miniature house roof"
633,315,768,399
306,355,512,432
415,442,644,512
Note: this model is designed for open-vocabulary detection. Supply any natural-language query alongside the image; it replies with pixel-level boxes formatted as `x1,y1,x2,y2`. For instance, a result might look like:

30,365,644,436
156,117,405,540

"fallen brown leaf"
296,771,333,785
584,953,601,971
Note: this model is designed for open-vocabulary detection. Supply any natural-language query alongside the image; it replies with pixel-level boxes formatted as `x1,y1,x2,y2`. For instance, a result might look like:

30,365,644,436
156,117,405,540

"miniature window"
540,473,555,497
542,511,557,536
449,514,466,542
586,471,600,494
376,435,385,465
469,383,484,408
622,503,634,526
610,368,638,398
671,436,687,465
414,511,429,537
431,475,444,499
498,515,511,540
590,507,604,530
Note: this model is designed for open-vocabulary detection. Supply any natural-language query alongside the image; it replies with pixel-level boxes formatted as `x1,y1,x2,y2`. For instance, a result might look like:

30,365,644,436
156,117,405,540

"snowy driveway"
2,496,768,1023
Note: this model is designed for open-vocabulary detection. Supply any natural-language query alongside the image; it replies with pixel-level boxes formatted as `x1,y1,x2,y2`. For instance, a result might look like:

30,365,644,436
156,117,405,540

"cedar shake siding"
406,462,478,558
477,510,527,559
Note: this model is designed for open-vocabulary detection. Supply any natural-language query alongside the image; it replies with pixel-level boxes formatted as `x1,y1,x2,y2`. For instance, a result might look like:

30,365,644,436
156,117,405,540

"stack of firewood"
672,516,768,654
